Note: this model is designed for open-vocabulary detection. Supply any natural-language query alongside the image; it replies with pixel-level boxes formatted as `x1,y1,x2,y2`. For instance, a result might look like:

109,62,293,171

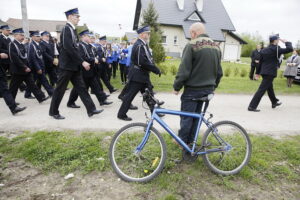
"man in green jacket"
173,22,223,148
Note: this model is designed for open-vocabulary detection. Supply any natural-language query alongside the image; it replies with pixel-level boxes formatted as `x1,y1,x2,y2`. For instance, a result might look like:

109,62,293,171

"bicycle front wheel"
109,123,167,182
202,121,252,175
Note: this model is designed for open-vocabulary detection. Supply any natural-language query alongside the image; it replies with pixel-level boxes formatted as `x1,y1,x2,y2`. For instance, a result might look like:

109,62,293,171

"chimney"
195,0,203,12
177,0,184,11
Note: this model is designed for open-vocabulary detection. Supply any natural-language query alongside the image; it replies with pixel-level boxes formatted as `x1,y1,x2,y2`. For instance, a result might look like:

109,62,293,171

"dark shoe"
248,107,260,112
67,103,81,108
272,101,282,109
88,109,104,117
182,150,198,163
16,102,20,106
110,89,118,94
39,96,50,103
158,101,165,106
12,106,26,115
25,96,35,99
129,104,138,110
118,116,132,121
100,100,113,106
118,95,124,100
51,114,65,120
106,94,110,98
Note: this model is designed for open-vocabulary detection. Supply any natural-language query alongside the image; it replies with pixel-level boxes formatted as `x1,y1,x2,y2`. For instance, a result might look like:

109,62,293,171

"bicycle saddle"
192,93,214,102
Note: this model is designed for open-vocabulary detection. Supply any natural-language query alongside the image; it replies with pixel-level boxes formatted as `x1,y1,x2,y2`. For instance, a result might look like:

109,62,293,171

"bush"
224,68,231,77
170,65,178,76
158,64,168,75
278,71,284,79
240,68,248,77
234,67,240,76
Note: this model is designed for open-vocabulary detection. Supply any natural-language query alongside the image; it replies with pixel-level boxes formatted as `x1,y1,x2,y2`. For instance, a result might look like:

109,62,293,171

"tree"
240,32,264,57
121,34,128,42
141,2,165,64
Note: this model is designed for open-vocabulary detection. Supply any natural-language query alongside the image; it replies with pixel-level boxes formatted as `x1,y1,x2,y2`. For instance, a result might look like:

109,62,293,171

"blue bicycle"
109,89,252,182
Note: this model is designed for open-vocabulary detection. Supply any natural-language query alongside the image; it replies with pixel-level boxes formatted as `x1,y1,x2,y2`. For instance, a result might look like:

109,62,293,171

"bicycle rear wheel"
202,121,252,175
109,123,167,182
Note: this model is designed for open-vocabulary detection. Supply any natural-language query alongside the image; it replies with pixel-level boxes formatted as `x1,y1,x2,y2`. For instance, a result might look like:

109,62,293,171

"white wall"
160,25,188,57
222,31,242,61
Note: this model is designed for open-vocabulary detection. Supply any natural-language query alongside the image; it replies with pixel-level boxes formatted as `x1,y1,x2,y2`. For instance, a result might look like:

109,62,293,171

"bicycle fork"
134,119,154,154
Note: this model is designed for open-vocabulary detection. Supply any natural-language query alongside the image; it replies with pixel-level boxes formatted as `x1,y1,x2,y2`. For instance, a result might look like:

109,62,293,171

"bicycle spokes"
202,121,251,174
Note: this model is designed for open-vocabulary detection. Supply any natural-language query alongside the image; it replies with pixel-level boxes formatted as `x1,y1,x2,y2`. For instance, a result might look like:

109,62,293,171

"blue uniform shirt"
126,45,133,67
106,50,114,64
119,48,128,65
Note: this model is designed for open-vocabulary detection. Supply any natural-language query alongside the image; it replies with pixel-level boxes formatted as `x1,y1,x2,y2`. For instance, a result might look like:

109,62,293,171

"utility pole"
20,0,29,37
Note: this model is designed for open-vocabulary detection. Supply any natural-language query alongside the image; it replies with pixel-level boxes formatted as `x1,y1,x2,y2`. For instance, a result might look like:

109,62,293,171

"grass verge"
107,59,300,94
0,131,299,199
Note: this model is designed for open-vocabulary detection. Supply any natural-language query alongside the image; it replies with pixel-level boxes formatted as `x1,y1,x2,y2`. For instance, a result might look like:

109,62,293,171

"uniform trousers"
49,70,96,116
249,75,279,109
9,73,45,102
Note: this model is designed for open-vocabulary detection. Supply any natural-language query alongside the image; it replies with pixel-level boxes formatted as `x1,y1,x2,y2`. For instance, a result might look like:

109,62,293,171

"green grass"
0,131,110,174
0,131,299,199
106,58,300,94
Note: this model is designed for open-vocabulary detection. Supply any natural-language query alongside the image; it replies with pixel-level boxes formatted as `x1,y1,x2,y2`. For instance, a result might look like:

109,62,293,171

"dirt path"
0,91,299,137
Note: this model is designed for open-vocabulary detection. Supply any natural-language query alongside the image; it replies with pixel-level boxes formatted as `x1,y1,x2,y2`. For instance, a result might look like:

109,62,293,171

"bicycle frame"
135,107,230,155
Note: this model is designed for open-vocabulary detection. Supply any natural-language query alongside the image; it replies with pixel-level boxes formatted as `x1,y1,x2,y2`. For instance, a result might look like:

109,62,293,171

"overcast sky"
0,0,299,44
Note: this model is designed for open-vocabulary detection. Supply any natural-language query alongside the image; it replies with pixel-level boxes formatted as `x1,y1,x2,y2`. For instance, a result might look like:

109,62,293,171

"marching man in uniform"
49,8,102,119
117,25,161,121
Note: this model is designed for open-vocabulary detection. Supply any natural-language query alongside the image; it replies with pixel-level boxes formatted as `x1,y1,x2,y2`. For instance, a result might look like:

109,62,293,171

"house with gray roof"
6,18,66,39
133,0,246,61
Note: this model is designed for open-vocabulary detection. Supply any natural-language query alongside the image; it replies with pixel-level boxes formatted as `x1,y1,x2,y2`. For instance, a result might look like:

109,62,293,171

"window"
174,36,178,45
187,12,201,21
161,36,167,44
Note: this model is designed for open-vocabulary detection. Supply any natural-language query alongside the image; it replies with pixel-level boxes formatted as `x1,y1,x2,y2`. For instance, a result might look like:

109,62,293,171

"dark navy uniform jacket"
0,34,11,65
40,40,54,68
257,42,293,77
79,42,96,78
8,40,28,75
128,38,160,84
28,41,45,72
0,44,6,77
250,49,260,67
59,23,84,71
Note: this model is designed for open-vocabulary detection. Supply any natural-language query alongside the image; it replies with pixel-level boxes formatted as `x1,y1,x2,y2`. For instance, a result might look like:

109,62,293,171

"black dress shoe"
25,96,35,99
129,104,138,110
39,96,50,103
100,100,113,106
67,103,81,108
158,101,165,106
110,89,118,94
88,109,104,117
118,96,124,100
272,101,282,108
118,116,132,121
248,107,260,112
51,114,65,120
12,106,26,115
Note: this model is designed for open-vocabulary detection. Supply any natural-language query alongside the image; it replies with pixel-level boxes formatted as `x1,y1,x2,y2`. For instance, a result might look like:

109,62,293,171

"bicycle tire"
109,122,167,182
202,120,252,175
